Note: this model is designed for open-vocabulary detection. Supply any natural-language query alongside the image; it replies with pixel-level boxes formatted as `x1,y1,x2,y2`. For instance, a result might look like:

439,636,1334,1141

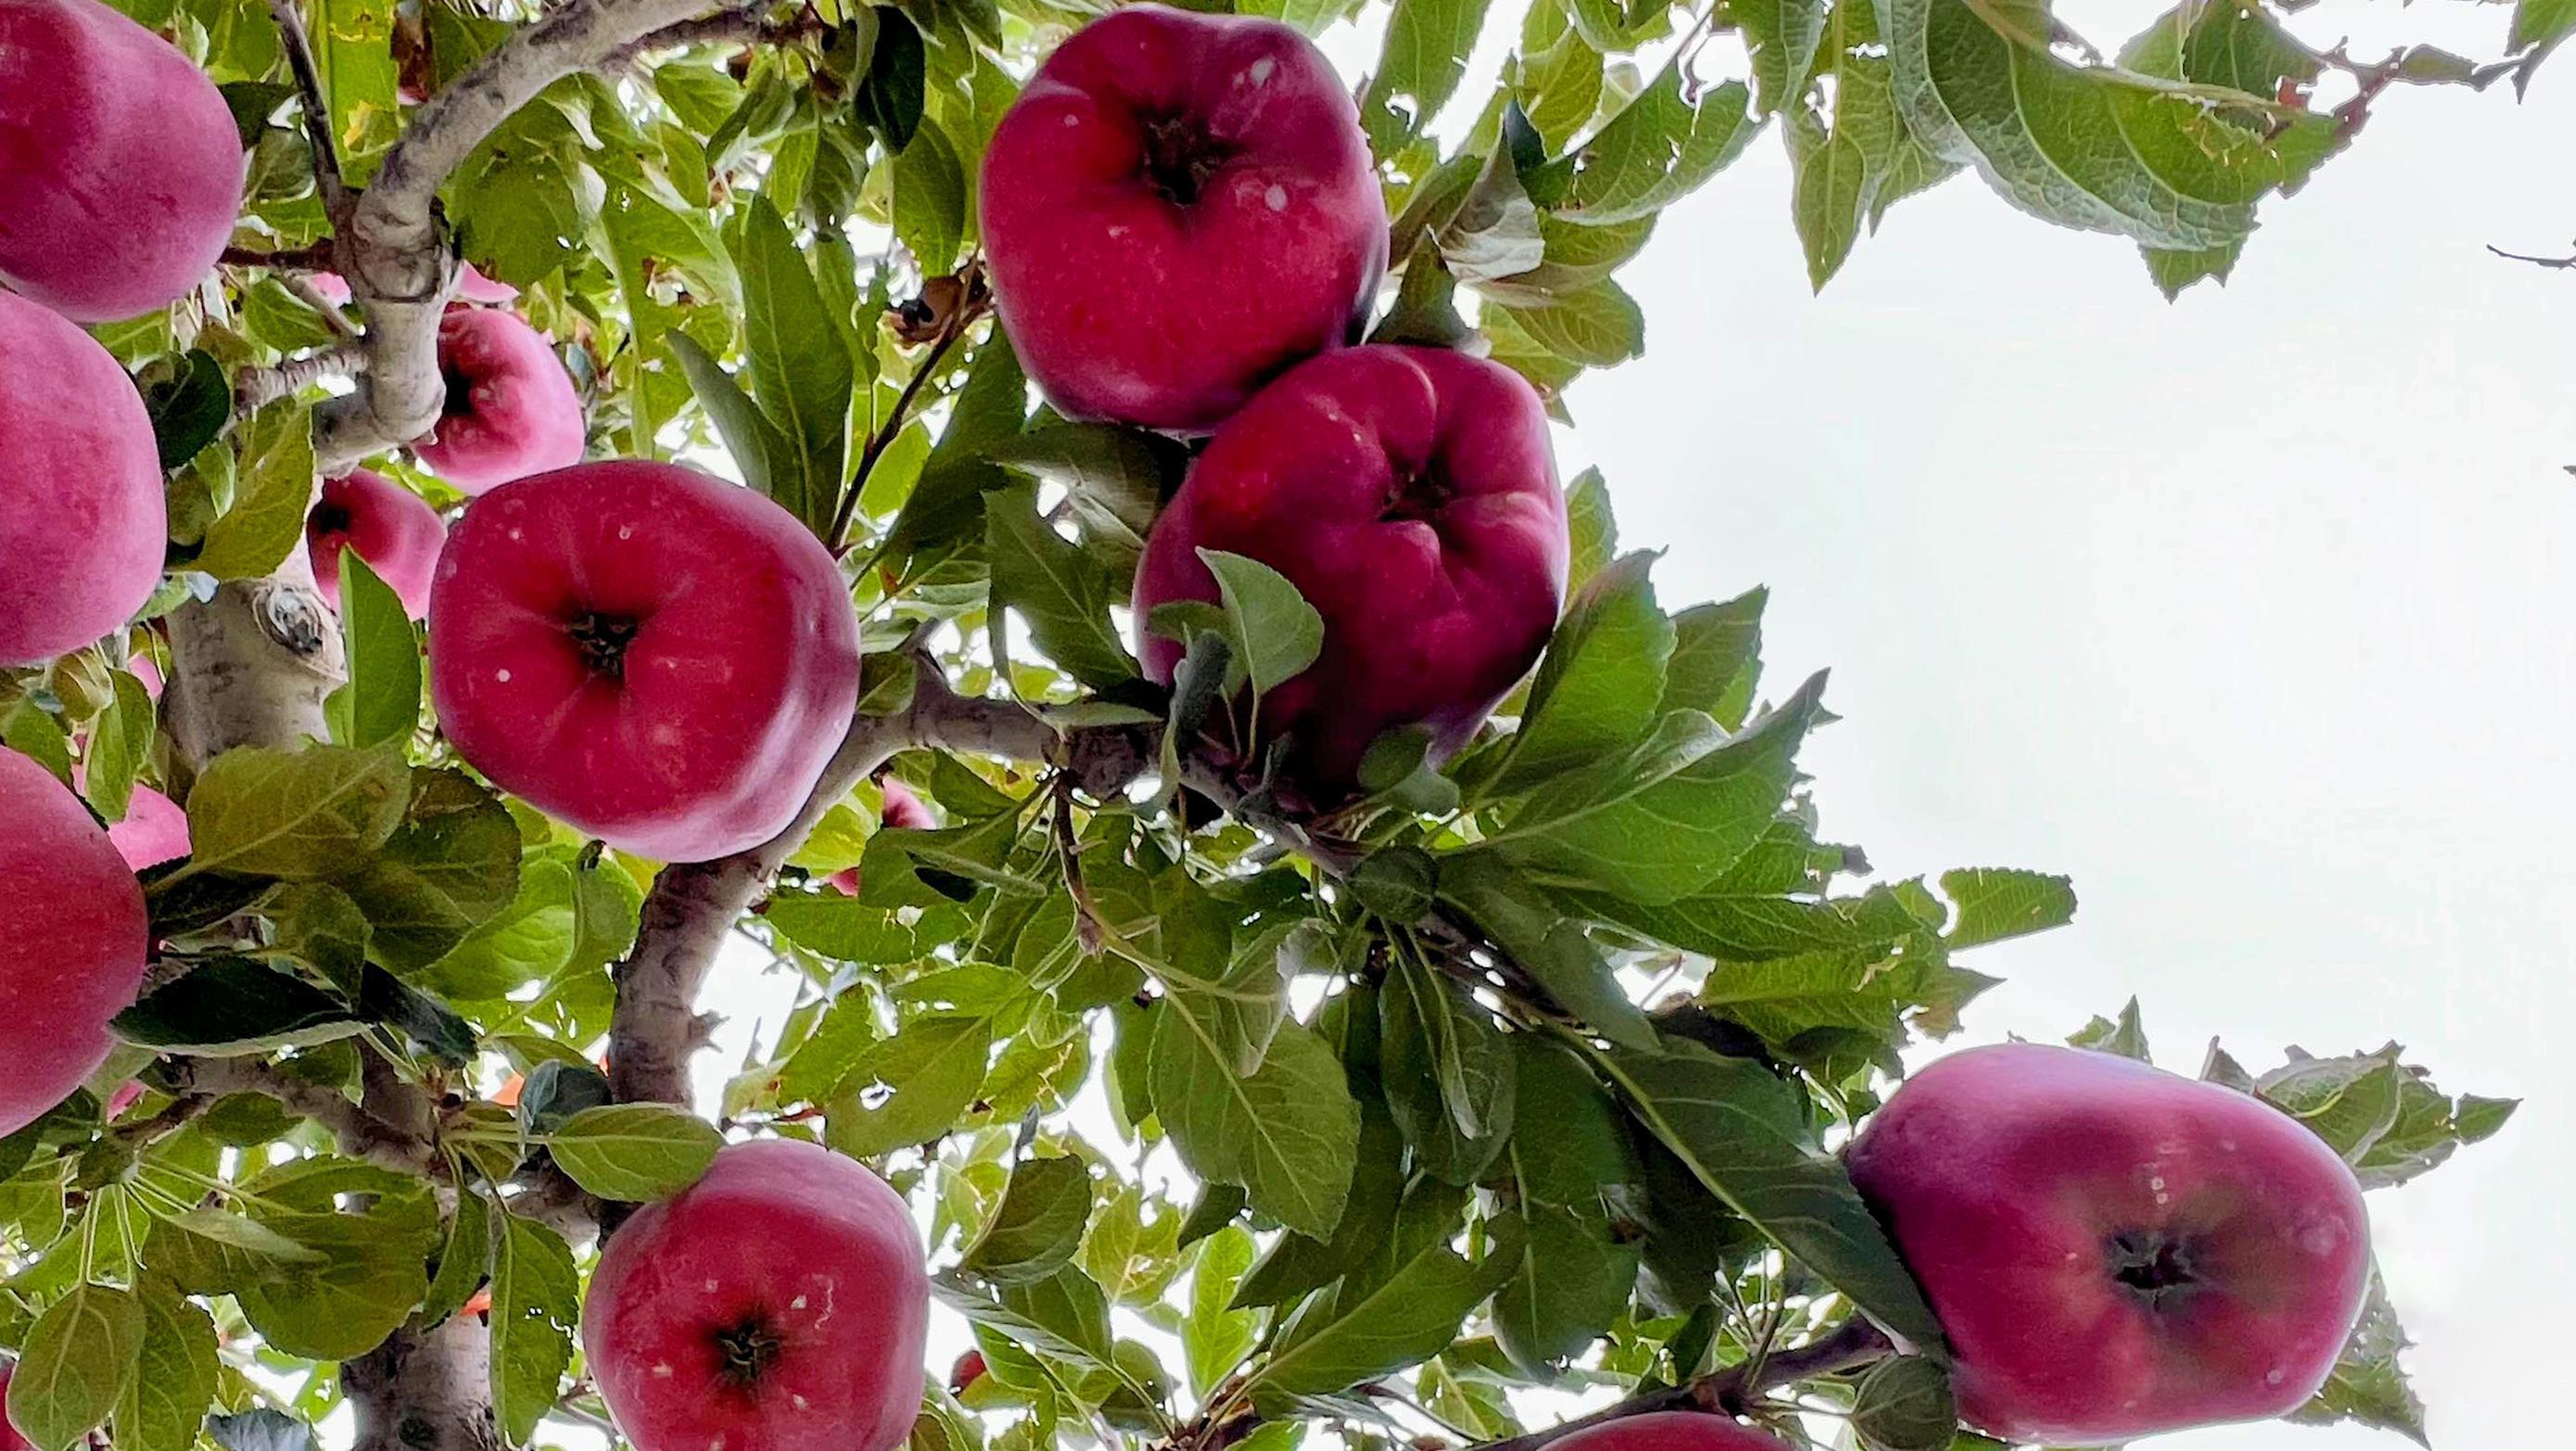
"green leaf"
1563,469,1615,592
1557,75,1759,225
1852,1355,1958,1451
855,8,928,151
1473,674,1828,905
2515,0,2576,51
1741,0,1829,116
1380,955,1517,1183
1234,1098,1406,1310
1788,105,1869,291
1439,852,1656,1050
227,1160,439,1361
1185,1227,1263,1398
827,1013,994,1157
116,1281,219,1451
1660,587,1765,727
419,1188,493,1331
1497,551,1672,790
546,1104,724,1201
113,957,365,1056
667,332,804,508
1437,132,1546,284
424,856,576,1000
2286,1276,2426,1445
2070,997,2153,1061
894,113,968,274
1515,30,1605,153
1198,550,1326,707
337,767,523,972
142,351,229,471
490,1212,581,1447
2142,241,2242,299
1151,1019,1359,1241
730,194,855,539
1494,279,1644,368
987,482,1139,691
933,1267,1120,1375
1600,1034,1944,1349
335,550,421,751
196,401,315,581
1937,867,2077,946
964,1155,1095,1286
1245,1214,1522,1408
1883,0,2334,250
83,669,156,824
9,1283,145,1451
1493,1037,1641,1374
1373,0,1497,137
768,895,929,965
178,744,410,881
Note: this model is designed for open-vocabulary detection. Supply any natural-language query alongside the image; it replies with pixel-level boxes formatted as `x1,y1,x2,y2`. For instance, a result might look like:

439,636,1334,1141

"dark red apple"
307,469,447,620
1846,1042,2371,1445
0,747,149,1137
1,1358,34,1451
1132,344,1568,783
1552,1412,1788,1451
947,1350,985,1395
428,461,859,863
0,289,168,665
980,5,1387,432
0,0,246,322
414,307,585,494
583,1138,929,1451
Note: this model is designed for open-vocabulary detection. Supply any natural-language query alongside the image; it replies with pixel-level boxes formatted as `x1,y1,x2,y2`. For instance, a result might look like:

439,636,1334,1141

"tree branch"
268,0,348,218
221,242,338,272
235,342,366,410
606,3,831,69
1470,1319,1896,1451
168,1054,431,1175
2488,241,2576,271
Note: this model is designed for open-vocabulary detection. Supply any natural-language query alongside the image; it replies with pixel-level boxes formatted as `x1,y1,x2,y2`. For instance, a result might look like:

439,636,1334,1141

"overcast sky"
690,5,2573,1448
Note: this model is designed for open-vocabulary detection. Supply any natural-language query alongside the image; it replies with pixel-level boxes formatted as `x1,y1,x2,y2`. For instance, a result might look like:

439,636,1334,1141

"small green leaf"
854,8,927,151
141,352,231,472
1939,867,2077,947
113,958,365,1056
964,1155,1095,1286
83,669,157,824
827,1013,994,1158
1197,550,1325,706
336,550,421,751
2287,1276,2426,1445
546,1104,724,1201
116,1281,219,1451
178,744,411,882
729,194,855,539
11,1283,144,1451
196,401,315,581
987,482,1139,691
893,113,968,275
1852,1355,1958,1451
419,1188,493,1331
1498,551,1672,790
1151,1019,1359,1241
2069,997,2153,1061
1556,75,1760,225
1244,1213,1523,1407
490,1212,581,1447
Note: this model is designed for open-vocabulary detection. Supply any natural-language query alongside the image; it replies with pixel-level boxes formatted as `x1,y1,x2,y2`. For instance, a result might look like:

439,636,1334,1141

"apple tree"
0,2,2541,1451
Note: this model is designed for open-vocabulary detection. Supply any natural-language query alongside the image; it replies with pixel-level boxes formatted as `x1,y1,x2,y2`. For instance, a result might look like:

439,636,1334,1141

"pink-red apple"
947,1350,986,1395
1846,1042,2371,1445
0,747,149,1137
414,307,585,494
1133,344,1568,784
107,782,188,870
307,469,446,620
583,1138,929,1451
0,0,245,322
0,289,167,664
1552,1413,1787,1451
980,5,1386,432
0,1359,33,1451
428,461,859,862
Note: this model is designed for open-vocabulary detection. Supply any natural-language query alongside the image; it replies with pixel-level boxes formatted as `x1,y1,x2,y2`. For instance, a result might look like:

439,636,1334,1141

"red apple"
414,307,585,494
428,461,859,862
0,289,167,665
583,1138,929,1451
107,782,188,871
1133,344,1568,783
947,1350,985,1395
0,747,149,1137
307,469,446,620
103,1080,144,1118
127,650,162,700
980,5,1386,432
1846,1043,2371,1445
0,0,245,322
1552,1413,1788,1451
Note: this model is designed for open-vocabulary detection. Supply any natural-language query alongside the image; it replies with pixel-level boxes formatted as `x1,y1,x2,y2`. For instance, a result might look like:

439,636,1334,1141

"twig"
831,281,988,552
221,242,338,272
268,0,348,218
236,342,368,410
606,3,831,69
167,1054,433,1175
2489,242,2576,271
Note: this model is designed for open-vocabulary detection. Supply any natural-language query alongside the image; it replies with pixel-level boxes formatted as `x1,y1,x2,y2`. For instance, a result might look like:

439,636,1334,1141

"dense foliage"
0,2,2546,1450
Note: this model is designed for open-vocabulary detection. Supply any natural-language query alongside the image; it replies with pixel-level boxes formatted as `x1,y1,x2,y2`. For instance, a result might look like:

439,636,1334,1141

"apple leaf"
335,766,524,973
963,1154,1096,1286
987,482,1140,692
2069,997,2154,1061
827,1013,995,1158
112,957,367,1057
1495,550,1673,792
226,1160,439,1362
141,350,230,470
1599,1033,1947,1352
417,1187,493,1332
1851,1355,1958,1451
666,331,804,511
333,550,420,751
1493,1037,1642,1374
83,668,156,824
727,194,853,541
1185,1226,1263,1398
1196,549,1326,709
175,744,411,883
117,1280,219,1451
1242,1206,1523,1408
194,400,314,582
8,1282,145,1451
490,1211,581,1447
1150,1017,1359,1242
1553,72,1760,226
2287,1275,2427,1445
545,1104,724,1202
1379,954,1518,1182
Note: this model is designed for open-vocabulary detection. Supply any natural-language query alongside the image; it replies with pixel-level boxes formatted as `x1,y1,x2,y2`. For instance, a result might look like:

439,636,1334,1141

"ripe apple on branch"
0,1,2542,1451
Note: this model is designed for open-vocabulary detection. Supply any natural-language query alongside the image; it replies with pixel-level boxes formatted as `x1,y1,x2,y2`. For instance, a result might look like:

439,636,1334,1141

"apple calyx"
1380,465,1458,525
566,610,645,681
442,359,478,419
711,1315,788,1388
1139,114,1233,206
2104,1227,2198,1306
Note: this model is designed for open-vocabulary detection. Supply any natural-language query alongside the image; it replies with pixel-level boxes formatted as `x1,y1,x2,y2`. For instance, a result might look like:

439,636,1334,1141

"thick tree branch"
168,1055,431,1175
1470,1319,1896,1451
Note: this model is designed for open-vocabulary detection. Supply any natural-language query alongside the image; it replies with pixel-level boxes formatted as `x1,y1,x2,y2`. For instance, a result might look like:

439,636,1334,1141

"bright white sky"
688,5,2575,1449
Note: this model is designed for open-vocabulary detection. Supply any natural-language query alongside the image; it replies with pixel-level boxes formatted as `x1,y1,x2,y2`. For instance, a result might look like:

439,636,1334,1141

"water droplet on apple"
1265,185,1288,212
1249,57,1276,85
